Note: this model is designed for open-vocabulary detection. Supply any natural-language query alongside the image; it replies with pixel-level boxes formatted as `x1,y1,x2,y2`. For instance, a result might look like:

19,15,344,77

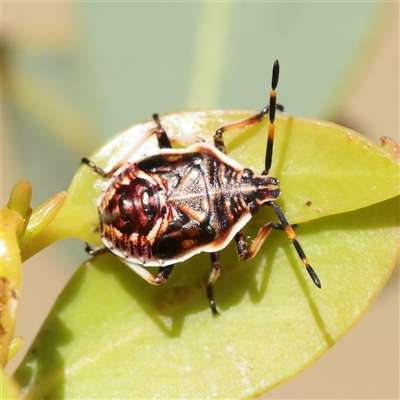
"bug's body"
99,144,280,266
82,60,321,314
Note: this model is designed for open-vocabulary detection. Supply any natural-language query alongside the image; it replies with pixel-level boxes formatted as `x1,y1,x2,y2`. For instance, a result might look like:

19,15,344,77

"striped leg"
233,202,321,288
82,113,172,178
207,252,222,315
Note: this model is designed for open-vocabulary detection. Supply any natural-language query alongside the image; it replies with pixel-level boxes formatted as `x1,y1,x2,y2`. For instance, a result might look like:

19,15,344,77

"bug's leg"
152,113,172,149
124,261,174,285
84,244,175,284
213,105,276,155
206,252,221,315
85,243,109,257
82,126,161,178
81,158,109,178
234,224,279,260
213,60,282,156
154,114,208,146
81,113,172,178
234,203,321,288
154,264,175,284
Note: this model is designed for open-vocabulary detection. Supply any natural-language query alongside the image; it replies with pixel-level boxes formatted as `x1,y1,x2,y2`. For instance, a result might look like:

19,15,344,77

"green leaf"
14,111,399,398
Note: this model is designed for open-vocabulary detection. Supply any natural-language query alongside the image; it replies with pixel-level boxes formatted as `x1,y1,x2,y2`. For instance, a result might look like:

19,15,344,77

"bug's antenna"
263,60,279,175
271,203,321,289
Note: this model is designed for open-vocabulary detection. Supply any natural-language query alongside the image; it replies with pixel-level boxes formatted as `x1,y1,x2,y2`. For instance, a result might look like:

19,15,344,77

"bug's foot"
85,243,108,257
210,301,219,316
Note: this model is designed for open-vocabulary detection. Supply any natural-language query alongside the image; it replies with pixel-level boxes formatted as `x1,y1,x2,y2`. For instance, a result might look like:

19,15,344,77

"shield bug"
82,60,321,315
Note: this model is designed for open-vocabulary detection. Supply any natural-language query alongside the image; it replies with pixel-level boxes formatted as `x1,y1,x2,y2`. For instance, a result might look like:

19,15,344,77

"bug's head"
241,168,280,214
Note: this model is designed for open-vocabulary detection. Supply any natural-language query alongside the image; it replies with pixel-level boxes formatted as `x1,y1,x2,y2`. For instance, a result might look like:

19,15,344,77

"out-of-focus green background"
2,2,398,398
